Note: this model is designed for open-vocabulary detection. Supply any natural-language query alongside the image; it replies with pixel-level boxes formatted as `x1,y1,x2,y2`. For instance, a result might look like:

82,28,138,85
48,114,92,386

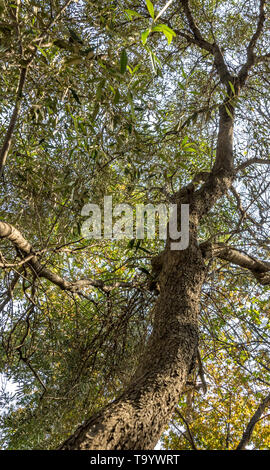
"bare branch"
197,349,207,394
0,66,28,177
236,157,270,172
238,0,267,86
229,186,259,227
201,241,270,285
236,392,270,450
0,222,141,294
180,0,213,50
179,0,233,84
174,408,198,450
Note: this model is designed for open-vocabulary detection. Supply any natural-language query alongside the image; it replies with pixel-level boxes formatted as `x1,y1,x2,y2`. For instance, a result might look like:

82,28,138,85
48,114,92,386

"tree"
0,0,269,450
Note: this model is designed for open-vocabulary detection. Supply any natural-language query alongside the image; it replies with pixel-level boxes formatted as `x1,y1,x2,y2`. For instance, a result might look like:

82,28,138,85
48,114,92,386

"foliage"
0,0,269,449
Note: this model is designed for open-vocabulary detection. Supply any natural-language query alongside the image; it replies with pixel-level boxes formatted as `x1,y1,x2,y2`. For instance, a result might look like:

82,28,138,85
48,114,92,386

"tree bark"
59,227,206,449
0,0,266,452
58,75,236,452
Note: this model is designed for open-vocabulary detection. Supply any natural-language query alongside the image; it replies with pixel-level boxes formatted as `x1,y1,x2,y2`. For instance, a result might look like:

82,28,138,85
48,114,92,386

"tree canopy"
0,0,269,450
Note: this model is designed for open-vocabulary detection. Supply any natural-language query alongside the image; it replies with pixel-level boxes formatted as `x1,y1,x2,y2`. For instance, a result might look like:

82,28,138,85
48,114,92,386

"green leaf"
146,0,155,19
70,88,81,104
152,24,176,35
92,104,100,121
138,246,152,254
36,46,47,58
152,23,176,44
124,9,143,20
127,63,141,75
120,48,128,74
96,78,106,101
64,55,82,66
141,29,151,45
163,30,173,44
229,81,235,95
225,105,233,119
181,136,189,147
68,28,83,44
114,88,120,104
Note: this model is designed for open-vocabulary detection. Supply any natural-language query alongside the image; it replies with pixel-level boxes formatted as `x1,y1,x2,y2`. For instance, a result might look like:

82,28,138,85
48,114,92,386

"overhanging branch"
201,241,270,285
0,222,140,294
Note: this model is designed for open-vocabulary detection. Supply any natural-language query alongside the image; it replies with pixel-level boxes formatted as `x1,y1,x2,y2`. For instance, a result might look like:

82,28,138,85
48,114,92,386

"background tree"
0,0,269,450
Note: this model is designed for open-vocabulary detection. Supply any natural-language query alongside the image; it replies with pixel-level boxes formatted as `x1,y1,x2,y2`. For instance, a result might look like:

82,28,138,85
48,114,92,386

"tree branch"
174,408,198,450
236,392,270,450
229,186,259,228
255,53,270,64
201,241,270,285
197,349,207,394
0,0,75,176
175,0,268,220
0,271,20,313
0,66,28,177
236,157,270,172
179,0,233,84
238,0,267,87
0,222,140,294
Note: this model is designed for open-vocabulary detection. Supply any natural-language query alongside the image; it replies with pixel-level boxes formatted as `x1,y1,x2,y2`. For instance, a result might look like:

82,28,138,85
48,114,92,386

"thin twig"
174,408,198,450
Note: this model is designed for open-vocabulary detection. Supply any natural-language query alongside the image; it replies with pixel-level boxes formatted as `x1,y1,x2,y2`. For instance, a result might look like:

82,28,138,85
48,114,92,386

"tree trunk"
59,226,206,450
58,89,235,451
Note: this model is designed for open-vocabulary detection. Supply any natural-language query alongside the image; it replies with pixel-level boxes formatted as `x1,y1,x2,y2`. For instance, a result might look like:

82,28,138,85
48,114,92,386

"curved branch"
201,241,270,285
236,158,270,172
174,408,198,450
0,0,75,176
179,0,233,84
176,1,268,219
0,222,139,294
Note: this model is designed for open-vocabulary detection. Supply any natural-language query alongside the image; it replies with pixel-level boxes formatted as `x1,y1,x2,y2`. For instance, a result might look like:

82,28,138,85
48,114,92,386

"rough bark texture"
58,52,237,453
57,92,239,450
59,223,206,449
